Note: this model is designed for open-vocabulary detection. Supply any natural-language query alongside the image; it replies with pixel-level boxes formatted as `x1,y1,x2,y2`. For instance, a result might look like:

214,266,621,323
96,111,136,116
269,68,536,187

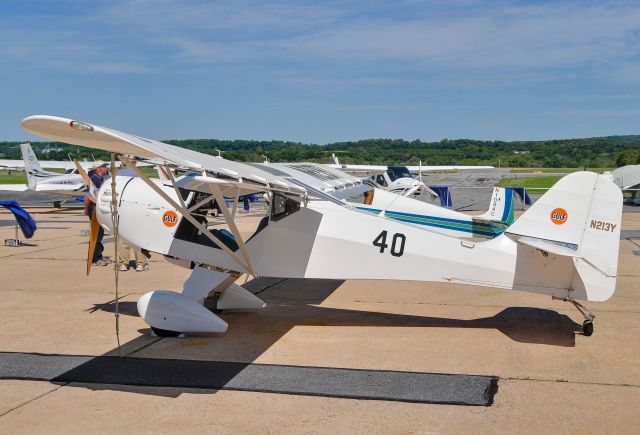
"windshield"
386,166,412,181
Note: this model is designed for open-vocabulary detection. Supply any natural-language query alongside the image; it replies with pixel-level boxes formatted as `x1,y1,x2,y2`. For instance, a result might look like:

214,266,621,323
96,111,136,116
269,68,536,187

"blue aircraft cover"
511,187,533,205
0,200,37,238
428,186,453,208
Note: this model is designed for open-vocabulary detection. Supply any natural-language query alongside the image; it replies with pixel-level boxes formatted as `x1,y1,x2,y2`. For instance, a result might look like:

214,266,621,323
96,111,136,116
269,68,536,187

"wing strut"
207,182,257,277
120,157,254,275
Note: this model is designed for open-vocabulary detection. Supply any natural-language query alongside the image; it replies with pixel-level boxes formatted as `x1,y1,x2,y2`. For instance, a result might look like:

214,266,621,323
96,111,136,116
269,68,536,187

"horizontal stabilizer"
515,236,579,258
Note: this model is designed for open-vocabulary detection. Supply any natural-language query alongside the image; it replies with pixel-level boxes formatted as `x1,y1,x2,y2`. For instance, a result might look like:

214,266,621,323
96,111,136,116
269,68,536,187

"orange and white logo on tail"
550,208,568,225
162,210,179,227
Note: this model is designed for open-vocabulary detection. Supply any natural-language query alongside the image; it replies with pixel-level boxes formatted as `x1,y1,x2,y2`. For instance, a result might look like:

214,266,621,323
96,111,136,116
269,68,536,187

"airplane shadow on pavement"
91,277,582,348
69,277,582,398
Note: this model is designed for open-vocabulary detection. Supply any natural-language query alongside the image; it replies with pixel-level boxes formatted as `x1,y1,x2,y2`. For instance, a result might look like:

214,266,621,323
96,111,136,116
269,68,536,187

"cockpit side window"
375,174,387,187
271,193,300,221
387,166,412,181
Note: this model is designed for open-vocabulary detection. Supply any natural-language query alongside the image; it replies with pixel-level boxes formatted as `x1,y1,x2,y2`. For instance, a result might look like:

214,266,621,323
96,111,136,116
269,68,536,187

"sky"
1,0,640,144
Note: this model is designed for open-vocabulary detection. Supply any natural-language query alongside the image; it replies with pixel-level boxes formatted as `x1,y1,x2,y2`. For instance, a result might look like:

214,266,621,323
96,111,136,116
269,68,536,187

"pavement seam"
504,376,640,388
626,238,640,249
123,337,164,357
0,382,69,419
252,278,289,296
0,241,86,259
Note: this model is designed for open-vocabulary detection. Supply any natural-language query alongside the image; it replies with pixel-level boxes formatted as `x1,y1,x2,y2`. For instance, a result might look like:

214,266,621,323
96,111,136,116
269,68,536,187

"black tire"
53,201,61,208
151,327,181,337
583,320,594,337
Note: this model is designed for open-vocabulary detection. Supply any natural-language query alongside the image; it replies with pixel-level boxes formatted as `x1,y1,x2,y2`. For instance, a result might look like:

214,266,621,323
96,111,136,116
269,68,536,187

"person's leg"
117,241,130,270
93,226,105,263
133,249,147,264
134,249,149,271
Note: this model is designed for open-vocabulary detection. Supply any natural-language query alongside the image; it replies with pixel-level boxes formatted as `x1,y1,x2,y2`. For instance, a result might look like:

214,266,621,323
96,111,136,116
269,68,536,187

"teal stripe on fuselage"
356,206,504,238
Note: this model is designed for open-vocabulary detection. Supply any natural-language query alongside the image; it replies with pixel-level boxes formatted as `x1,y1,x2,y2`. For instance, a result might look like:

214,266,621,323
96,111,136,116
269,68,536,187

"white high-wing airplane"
0,143,88,197
328,153,494,197
22,115,622,339
0,142,95,173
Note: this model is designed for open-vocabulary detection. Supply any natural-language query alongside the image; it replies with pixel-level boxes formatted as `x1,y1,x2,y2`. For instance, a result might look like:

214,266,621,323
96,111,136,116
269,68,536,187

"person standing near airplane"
84,162,111,266
116,160,150,272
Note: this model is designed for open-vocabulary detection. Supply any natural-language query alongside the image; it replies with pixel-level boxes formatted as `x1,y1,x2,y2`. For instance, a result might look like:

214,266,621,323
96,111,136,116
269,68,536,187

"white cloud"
1,0,639,86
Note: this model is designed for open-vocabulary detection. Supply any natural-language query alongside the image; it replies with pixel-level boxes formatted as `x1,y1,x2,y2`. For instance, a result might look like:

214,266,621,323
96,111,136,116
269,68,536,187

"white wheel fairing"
137,291,228,333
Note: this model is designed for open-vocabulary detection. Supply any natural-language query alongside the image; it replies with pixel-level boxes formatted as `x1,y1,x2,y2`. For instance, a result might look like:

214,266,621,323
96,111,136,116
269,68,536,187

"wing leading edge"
21,115,304,194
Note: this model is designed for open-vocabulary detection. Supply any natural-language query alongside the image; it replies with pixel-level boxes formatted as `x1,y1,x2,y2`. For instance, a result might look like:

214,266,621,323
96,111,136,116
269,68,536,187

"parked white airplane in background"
328,153,494,197
0,142,95,173
258,162,515,238
0,143,87,198
22,115,622,340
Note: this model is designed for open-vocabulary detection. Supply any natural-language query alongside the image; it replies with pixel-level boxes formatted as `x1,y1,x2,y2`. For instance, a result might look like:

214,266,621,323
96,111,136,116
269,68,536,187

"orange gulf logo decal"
162,210,179,227
550,208,568,225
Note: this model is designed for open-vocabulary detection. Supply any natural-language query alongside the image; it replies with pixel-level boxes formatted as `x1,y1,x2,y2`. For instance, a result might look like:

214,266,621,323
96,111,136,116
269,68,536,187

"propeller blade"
74,160,92,188
86,208,100,275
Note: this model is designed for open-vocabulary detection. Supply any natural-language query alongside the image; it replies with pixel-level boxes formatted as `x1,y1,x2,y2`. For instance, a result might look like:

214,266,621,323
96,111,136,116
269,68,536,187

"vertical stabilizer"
506,172,622,301
21,143,43,189
473,187,515,226
332,153,340,165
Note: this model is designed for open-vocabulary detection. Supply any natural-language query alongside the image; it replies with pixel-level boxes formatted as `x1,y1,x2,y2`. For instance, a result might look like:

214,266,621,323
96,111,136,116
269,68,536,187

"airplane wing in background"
326,163,388,175
327,163,494,175
0,184,28,191
406,165,494,172
0,160,26,170
0,159,81,171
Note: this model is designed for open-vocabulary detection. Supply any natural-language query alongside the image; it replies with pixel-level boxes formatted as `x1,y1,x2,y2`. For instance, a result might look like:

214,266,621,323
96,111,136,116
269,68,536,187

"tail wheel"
582,320,594,337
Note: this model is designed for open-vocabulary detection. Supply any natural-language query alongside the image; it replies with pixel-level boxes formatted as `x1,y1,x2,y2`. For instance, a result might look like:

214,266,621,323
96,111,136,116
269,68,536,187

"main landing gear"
553,296,595,336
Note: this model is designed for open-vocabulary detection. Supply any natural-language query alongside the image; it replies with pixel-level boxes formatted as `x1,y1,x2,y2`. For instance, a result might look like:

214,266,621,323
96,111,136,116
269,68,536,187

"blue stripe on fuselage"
356,206,503,237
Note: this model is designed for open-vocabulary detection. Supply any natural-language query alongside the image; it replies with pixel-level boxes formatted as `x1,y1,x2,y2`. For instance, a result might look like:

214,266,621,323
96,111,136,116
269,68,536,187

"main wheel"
583,320,594,337
151,326,181,337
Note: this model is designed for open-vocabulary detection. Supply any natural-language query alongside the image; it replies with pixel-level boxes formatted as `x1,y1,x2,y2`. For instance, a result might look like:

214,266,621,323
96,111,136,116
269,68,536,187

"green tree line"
1,135,639,168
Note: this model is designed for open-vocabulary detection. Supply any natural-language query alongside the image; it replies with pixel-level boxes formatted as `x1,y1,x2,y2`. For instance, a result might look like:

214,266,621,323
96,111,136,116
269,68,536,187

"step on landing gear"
553,296,595,336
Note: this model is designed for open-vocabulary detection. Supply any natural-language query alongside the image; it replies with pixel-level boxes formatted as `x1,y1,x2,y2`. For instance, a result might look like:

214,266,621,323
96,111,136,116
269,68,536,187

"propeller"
74,160,99,275
76,156,122,351
86,209,101,275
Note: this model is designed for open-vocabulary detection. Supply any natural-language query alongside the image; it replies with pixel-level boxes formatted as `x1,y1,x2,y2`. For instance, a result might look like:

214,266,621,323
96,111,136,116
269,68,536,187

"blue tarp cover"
0,201,37,239
511,187,533,205
428,185,453,208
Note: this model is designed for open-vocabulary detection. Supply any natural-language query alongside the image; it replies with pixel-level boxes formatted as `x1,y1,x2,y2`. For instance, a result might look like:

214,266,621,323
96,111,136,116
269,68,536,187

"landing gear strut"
553,296,595,336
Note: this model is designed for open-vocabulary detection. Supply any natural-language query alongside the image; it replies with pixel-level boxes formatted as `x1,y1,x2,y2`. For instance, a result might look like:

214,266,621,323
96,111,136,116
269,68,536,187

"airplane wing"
0,183,87,196
406,165,494,172
0,159,79,171
256,163,363,192
327,163,494,175
0,160,25,170
0,184,28,191
21,115,305,195
326,163,387,175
